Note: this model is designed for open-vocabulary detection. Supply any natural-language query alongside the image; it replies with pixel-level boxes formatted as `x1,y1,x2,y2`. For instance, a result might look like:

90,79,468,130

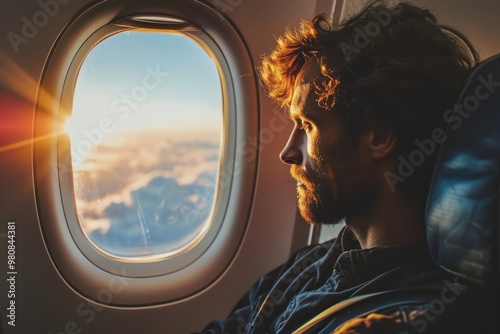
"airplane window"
65,31,223,260
316,222,345,244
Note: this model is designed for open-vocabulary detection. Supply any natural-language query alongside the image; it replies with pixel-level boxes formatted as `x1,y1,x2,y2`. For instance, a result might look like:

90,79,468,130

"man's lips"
291,166,308,187
292,173,308,187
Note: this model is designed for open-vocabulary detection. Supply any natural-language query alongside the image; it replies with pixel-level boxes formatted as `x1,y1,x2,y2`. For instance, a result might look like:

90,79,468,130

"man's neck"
346,188,427,249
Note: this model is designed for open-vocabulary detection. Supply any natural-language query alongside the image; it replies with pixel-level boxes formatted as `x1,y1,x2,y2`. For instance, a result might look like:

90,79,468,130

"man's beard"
291,161,346,226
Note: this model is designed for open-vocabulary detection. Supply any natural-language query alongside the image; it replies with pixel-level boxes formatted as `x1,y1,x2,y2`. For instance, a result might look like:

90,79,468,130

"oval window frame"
63,27,227,266
34,0,258,305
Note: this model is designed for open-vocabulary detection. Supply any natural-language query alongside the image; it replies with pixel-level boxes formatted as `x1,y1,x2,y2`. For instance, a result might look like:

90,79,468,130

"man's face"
280,61,366,225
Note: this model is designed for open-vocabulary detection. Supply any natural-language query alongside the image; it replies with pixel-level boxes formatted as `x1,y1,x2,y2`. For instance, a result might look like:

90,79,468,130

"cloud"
72,130,221,257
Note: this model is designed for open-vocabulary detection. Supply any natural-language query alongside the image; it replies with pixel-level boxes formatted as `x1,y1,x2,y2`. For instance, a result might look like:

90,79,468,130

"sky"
64,31,224,258
66,31,223,140
73,131,221,257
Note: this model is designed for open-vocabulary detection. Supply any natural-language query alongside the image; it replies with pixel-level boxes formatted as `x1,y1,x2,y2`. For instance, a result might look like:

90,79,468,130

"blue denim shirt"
199,227,457,334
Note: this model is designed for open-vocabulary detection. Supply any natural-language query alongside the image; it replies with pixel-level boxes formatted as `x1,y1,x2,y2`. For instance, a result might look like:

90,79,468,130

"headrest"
426,54,500,288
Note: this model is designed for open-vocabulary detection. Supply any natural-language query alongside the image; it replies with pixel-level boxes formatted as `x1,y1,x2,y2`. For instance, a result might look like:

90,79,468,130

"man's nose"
280,129,304,165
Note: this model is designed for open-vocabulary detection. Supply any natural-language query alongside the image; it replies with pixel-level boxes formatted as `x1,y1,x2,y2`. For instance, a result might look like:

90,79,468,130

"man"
199,1,487,333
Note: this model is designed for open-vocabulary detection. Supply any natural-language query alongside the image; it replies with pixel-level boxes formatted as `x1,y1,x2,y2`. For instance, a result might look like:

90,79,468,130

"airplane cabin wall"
1,0,499,333
0,0,333,333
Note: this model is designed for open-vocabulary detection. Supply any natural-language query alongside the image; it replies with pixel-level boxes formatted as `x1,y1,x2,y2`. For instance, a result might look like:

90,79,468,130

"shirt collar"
335,226,430,285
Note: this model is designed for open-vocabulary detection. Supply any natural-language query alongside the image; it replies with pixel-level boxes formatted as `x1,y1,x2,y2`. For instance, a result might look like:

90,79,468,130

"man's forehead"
290,59,323,117
290,83,310,117
295,58,323,86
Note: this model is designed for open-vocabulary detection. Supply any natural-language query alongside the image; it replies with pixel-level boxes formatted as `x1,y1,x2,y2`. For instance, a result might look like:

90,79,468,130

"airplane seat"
421,51,500,331
425,52,500,293
291,53,500,333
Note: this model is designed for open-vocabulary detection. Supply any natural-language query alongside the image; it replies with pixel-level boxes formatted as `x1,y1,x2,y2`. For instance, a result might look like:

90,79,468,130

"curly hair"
259,0,479,158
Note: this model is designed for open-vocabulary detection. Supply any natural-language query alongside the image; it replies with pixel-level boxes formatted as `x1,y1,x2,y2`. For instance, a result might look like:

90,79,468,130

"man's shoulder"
331,289,497,334
287,238,337,266
294,238,335,256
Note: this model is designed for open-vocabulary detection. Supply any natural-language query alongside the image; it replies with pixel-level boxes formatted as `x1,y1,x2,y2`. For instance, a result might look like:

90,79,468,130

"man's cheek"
307,135,321,159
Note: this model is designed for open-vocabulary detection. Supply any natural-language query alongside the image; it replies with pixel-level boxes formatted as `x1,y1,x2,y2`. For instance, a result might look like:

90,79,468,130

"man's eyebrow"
288,100,314,122
296,105,318,122
288,106,305,121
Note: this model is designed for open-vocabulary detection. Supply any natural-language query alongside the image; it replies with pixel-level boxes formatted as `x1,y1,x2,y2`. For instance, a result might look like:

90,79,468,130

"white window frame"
34,0,258,305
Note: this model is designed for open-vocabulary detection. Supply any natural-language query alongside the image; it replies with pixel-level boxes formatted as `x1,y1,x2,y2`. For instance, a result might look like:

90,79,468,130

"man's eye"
302,122,313,132
293,117,312,132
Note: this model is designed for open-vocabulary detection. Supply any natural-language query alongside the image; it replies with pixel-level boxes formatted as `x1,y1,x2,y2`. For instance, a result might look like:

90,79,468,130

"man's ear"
366,123,397,159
